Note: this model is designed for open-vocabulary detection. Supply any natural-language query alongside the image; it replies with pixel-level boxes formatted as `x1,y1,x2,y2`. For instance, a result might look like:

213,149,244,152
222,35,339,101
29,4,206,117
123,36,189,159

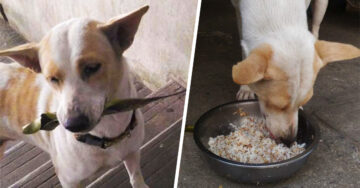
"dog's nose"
64,115,90,132
280,137,295,147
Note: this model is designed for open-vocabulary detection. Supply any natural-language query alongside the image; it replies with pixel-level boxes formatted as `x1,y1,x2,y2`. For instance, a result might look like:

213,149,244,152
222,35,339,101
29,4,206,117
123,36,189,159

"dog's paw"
236,85,256,100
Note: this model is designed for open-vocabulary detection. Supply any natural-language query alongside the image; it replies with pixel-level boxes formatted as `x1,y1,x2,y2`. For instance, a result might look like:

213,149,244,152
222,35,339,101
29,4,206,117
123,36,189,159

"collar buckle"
103,140,113,149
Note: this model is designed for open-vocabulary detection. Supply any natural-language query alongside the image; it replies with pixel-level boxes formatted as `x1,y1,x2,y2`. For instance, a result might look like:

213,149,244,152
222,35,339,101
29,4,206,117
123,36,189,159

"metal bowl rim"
193,99,320,168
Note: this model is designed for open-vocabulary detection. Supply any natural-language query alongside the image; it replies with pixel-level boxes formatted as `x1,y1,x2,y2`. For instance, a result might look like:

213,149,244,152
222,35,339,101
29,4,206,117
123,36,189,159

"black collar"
74,110,137,149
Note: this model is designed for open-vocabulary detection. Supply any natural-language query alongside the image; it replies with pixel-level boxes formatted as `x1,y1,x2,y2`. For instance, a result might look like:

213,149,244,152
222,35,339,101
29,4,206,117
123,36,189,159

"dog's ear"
98,5,149,53
0,43,40,72
315,40,360,66
232,44,272,85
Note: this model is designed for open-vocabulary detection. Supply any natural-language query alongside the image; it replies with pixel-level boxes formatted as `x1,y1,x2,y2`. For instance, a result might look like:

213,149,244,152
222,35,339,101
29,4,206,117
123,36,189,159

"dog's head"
233,36,360,142
0,6,149,133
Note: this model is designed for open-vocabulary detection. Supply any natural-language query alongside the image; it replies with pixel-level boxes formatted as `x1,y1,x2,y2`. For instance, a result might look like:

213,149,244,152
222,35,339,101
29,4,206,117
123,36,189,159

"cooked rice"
208,116,305,164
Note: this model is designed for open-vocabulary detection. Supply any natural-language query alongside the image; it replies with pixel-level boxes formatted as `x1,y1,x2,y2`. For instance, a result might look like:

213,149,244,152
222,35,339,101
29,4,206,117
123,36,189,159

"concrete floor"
178,0,360,187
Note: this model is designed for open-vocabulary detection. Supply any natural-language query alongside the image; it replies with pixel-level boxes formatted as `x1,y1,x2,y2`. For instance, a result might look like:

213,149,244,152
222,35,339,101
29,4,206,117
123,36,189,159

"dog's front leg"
57,177,83,188
55,164,84,188
231,0,246,59
124,150,148,188
312,0,328,38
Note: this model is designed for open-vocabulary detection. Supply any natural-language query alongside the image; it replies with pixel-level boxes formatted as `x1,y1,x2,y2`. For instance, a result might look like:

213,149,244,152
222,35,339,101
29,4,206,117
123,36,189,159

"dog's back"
239,0,310,53
0,63,52,143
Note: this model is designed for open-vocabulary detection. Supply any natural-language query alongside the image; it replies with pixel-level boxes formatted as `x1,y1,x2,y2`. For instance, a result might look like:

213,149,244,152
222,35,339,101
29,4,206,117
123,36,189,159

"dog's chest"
50,113,144,179
50,132,118,177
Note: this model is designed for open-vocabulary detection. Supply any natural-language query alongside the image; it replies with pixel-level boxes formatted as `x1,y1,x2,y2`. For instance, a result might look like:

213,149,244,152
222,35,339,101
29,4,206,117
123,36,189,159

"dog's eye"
83,63,101,77
50,77,60,84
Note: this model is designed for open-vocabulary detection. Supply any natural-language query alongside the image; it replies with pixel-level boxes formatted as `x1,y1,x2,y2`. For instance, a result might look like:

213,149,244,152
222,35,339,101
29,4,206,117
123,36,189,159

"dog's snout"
64,115,90,132
281,123,297,147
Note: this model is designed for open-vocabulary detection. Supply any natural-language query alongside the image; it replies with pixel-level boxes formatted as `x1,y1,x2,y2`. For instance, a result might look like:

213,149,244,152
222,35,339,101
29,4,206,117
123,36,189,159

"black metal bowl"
193,100,320,184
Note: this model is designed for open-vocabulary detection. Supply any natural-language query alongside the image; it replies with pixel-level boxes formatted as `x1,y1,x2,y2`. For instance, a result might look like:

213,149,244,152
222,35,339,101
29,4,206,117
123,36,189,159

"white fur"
36,77,52,115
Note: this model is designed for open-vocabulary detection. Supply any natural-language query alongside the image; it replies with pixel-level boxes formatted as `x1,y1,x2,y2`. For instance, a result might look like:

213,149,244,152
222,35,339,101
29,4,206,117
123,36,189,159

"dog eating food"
208,116,305,164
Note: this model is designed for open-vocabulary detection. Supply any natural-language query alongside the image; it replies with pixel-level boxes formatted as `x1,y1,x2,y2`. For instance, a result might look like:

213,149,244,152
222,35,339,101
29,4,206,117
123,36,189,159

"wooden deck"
0,80,185,188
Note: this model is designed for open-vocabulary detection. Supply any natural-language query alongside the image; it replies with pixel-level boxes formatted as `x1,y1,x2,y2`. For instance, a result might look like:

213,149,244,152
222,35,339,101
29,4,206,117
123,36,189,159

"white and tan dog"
231,0,360,142
0,6,149,188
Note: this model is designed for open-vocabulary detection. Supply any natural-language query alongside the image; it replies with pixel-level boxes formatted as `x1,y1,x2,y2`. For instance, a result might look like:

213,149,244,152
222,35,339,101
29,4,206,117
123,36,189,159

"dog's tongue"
268,131,276,140
269,131,282,145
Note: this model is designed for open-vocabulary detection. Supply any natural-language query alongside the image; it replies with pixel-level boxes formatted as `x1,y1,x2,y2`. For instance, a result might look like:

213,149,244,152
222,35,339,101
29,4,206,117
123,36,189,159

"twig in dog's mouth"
22,90,186,134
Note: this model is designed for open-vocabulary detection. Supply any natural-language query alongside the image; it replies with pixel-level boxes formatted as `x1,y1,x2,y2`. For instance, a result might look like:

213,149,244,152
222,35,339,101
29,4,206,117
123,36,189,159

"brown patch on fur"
313,52,323,78
43,61,64,89
249,57,290,112
17,69,38,125
45,93,54,112
266,86,291,112
39,38,64,89
252,79,291,112
0,67,40,132
233,44,273,85
107,61,124,100
77,21,112,57
4,77,21,126
76,54,106,81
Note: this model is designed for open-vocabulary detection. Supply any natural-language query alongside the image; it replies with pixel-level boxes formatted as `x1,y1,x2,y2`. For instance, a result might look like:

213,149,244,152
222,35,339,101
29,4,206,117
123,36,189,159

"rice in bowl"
208,116,305,164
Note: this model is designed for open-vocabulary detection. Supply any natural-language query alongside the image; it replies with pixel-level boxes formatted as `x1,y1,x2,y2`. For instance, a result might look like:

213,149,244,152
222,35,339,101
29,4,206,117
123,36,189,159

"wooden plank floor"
0,80,184,188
